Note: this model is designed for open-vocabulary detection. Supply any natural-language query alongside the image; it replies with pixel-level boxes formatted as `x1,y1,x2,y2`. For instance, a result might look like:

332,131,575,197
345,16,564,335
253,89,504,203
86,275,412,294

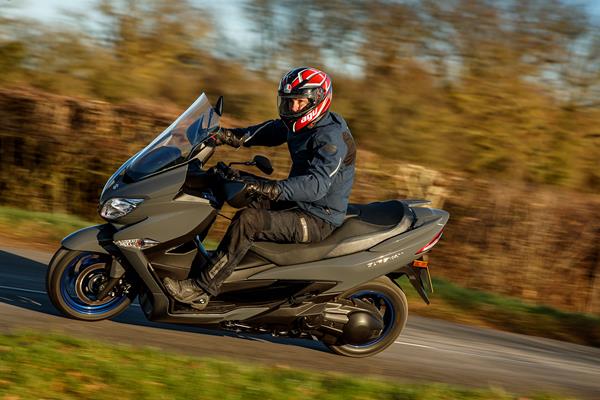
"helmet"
277,67,332,132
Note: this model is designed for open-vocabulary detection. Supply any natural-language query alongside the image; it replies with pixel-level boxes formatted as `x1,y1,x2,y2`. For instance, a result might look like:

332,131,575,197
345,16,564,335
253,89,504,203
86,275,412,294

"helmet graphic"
277,67,332,132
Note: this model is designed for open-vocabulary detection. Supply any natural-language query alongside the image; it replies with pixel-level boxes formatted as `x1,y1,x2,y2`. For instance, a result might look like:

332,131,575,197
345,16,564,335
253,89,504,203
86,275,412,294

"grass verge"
0,205,218,251
0,206,94,250
0,331,573,400
1,205,598,347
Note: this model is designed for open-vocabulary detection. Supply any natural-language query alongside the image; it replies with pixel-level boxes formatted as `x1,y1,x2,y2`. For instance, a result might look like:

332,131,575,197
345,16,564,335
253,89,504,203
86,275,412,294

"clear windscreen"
118,93,219,182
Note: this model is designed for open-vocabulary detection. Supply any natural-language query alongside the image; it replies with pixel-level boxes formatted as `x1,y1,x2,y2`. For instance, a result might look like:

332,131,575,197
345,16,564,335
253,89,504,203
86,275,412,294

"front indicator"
114,238,160,250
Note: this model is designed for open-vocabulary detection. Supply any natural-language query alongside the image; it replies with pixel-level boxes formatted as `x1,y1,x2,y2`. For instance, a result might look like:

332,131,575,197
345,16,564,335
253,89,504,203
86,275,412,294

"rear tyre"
327,276,408,357
46,248,135,321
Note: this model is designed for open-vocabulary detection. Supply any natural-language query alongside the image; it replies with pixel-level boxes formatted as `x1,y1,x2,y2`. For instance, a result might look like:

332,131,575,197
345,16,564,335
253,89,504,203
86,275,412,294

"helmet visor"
277,95,314,118
278,90,319,118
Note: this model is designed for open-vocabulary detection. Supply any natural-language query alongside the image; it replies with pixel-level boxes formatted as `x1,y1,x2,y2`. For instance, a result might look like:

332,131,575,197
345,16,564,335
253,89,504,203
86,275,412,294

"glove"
214,162,241,180
242,177,282,201
211,128,245,148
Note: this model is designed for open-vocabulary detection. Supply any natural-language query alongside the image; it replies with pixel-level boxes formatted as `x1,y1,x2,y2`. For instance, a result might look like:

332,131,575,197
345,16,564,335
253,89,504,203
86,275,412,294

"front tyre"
327,276,408,357
46,248,135,321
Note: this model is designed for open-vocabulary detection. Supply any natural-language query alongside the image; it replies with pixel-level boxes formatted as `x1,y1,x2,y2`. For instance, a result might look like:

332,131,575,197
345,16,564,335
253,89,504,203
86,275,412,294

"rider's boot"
162,252,227,310
162,277,209,310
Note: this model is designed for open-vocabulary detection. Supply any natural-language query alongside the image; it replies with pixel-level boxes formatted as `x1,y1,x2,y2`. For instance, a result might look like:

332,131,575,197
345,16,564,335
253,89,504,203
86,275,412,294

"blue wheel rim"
60,252,128,315
347,290,396,348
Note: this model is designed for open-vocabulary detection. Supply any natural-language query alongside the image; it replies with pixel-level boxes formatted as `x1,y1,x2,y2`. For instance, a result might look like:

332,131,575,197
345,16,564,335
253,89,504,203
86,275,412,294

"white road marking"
0,285,46,295
394,341,435,349
393,339,600,374
18,296,42,306
0,296,13,302
0,285,141,307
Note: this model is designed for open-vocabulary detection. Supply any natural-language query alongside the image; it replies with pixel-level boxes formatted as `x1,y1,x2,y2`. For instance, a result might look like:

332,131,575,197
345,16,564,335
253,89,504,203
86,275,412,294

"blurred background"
0,0,599,317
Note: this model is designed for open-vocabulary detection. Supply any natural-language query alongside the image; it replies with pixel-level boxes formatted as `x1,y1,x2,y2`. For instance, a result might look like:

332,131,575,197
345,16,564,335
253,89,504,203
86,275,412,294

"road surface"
1,247,599,398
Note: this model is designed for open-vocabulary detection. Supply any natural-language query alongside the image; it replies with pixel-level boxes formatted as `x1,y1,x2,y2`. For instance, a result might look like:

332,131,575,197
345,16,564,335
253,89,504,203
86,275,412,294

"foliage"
0,0,598,189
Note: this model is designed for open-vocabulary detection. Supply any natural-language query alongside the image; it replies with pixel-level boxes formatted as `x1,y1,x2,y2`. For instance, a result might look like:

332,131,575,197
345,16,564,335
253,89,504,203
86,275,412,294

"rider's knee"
237,208,270,232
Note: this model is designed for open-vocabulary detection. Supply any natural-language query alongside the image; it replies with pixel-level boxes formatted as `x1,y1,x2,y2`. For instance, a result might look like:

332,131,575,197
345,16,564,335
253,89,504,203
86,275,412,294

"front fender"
62,224,115,254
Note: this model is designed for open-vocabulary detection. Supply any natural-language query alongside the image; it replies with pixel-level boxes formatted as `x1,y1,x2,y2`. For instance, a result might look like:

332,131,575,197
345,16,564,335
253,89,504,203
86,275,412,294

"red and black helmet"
277,67,332,132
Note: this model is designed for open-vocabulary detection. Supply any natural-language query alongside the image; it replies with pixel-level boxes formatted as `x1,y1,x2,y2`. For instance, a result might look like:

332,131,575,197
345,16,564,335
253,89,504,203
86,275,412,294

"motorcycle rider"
163,67,356,309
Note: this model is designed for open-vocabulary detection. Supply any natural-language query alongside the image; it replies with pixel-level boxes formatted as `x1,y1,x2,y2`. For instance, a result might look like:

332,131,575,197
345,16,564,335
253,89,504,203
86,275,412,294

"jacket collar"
303,112,332,133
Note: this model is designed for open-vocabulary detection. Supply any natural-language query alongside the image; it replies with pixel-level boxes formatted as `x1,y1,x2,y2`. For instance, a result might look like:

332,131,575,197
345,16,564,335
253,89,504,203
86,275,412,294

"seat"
249,200,414,266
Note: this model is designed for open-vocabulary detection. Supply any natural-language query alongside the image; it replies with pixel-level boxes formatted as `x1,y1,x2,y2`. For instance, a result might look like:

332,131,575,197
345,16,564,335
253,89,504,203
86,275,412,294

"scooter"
46,93,449,357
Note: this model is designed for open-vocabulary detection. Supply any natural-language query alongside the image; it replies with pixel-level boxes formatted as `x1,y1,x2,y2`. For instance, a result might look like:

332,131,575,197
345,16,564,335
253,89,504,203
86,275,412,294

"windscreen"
118,93,219,183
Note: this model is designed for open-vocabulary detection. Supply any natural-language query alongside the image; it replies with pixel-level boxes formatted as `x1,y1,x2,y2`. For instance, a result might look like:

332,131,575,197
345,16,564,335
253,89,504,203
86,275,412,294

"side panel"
116,164,218,280
61,225,111,254
107,165,216,244
370,209,448,253
113,206,214,244
248,218,446,293
124,246,270,324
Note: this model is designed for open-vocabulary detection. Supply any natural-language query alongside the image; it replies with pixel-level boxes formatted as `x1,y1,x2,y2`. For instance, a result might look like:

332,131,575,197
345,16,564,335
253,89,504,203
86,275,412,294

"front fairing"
100,164,190,226
101,93,219,200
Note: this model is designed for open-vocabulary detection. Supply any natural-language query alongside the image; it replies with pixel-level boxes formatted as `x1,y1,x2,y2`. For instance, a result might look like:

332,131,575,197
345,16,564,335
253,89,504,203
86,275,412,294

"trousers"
197,199,336,296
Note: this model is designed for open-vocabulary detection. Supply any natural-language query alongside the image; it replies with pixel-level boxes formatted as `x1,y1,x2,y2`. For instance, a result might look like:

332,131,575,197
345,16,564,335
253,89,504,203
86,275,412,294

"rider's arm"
276,131,346,202
228,120,288,147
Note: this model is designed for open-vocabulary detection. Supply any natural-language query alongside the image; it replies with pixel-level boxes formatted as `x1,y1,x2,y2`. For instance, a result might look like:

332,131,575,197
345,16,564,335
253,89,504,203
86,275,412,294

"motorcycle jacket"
230,112,356,227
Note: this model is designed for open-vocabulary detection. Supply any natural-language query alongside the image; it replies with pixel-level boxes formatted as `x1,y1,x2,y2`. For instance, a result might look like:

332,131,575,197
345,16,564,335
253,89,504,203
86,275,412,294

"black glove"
212,128,245,148
214,162,241,180
242,177,282,201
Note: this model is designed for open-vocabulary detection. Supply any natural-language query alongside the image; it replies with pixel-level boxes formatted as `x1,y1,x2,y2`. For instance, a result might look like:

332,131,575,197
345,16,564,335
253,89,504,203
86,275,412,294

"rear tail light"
415,229,443,255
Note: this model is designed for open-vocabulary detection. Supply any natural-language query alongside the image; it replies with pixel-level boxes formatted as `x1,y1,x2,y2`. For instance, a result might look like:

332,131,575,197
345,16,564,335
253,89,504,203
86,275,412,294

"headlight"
100,198,144,220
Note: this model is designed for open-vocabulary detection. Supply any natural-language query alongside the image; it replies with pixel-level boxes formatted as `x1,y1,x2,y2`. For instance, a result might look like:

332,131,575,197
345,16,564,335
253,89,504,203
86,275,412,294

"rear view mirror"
214,96,224,116
253,155,273,175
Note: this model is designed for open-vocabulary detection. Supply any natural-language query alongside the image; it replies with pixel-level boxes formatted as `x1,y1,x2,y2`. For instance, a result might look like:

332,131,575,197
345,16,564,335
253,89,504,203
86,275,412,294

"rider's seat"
248,200,414,266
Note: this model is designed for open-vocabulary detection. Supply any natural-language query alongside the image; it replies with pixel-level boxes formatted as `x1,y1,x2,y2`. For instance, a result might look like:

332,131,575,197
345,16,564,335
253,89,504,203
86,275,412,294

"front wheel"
327,276,408,357
46,248,136,321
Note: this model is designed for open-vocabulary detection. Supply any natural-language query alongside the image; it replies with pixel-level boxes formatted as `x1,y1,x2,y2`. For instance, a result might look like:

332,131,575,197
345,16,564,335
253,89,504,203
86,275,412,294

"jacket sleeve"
277,132,345,202
229,119,288,147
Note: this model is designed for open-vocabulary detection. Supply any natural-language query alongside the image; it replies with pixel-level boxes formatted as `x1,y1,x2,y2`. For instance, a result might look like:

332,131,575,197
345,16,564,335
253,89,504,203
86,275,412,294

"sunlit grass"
0,206,93,245
0,331,572,400
0,205,218,249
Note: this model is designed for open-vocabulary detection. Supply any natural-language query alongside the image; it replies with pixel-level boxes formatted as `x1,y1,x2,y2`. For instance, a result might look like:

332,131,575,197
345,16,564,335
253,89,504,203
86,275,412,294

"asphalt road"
1,246,599,399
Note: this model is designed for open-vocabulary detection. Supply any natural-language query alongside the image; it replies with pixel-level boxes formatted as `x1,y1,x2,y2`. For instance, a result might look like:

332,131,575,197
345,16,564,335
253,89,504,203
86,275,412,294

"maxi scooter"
46,93,449,357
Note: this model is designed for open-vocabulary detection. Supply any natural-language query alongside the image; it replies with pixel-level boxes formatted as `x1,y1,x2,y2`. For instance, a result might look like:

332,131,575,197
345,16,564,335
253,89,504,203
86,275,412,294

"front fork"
61,223,140,302
96,256,130,299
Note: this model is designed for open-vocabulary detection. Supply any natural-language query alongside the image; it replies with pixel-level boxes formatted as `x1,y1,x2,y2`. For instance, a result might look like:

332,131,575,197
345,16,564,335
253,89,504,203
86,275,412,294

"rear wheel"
46,248,135,321
327,276,407,357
